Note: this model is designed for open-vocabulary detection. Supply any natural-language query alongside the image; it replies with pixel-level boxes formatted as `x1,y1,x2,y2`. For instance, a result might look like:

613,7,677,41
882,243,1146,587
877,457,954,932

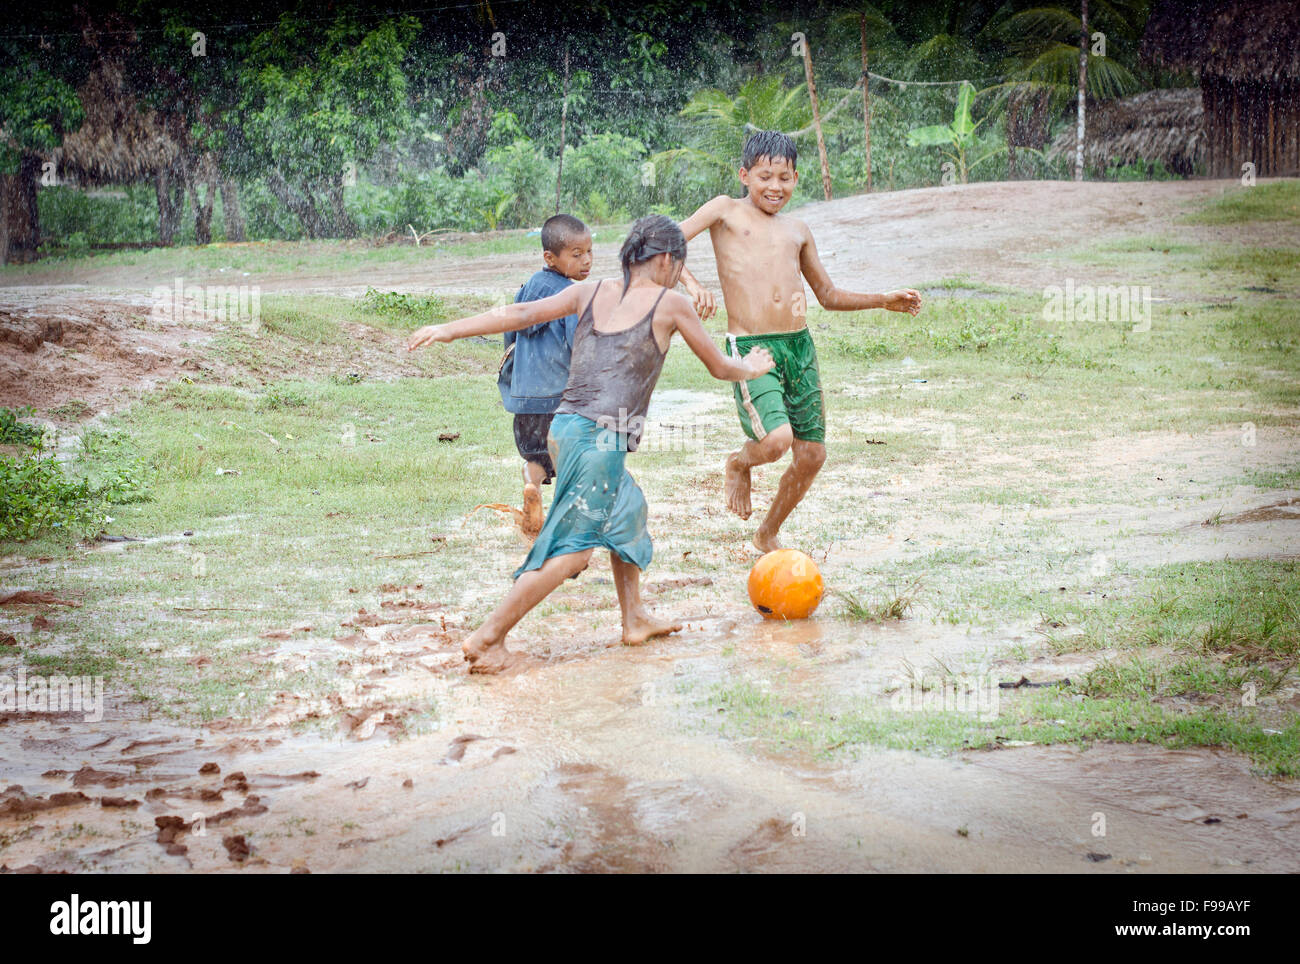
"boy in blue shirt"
499,213,593,537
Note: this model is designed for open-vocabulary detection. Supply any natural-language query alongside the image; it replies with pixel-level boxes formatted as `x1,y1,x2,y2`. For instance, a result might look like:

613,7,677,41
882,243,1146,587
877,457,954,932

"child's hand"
406,325,451,351
742,346,775,378
884,289,922,315
691,286,717,322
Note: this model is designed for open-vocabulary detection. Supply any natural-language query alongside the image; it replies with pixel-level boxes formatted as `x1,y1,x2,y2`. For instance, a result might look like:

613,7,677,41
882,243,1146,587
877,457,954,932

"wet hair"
541,213,589,255
742,129,797,170
619,215,686,292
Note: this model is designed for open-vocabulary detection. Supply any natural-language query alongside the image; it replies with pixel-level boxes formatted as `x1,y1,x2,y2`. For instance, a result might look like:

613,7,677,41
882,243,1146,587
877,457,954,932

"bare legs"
462,549,681,674
754,439,826,552
462,549,592,673
724,425,826,553
521,462,546,538
612,552,682,645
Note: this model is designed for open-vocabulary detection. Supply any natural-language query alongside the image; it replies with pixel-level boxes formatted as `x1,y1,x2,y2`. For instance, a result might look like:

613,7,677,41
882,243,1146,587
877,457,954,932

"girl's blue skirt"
513,413,653,579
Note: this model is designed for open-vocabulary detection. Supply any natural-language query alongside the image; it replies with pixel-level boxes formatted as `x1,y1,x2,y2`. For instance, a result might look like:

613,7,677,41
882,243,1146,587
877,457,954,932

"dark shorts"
513,413,556,482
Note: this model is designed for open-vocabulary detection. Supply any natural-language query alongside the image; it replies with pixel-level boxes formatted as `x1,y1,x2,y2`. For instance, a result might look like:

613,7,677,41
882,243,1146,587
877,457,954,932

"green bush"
259,387,309,410
1103,158,1181,181
395,166,511,233
345,180,409,236
38,184,158,248
1,452,100,541
560,132,650,223
0,406,44,447
484,138,556,228
0,426,147,542
240,179,309,240
359,287,443,316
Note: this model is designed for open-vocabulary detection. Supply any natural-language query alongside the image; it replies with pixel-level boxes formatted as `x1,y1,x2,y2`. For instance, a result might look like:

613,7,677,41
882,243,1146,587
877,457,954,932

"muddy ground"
0,179,1297,873
2,178,1293,416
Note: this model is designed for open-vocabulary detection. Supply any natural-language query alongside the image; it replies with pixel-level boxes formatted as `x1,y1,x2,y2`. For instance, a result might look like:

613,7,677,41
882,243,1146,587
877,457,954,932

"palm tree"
990,2,1148,178
650,75,813,191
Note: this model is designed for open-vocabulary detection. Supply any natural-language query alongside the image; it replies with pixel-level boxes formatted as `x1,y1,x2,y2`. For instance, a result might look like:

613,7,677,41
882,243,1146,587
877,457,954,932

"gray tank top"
556,280,670,452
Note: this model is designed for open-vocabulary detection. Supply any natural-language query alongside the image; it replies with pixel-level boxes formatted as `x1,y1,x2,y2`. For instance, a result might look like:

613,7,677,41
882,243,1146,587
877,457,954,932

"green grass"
918,275,1018,295
695,559,1300,775
0,300,523,717
1233,465,1300,490
1051,234,1300,300
835,581,920,622
189,290,499,390
0,232,537,283
0,223,632,286
1,231,1296,759
1183,180,1300,225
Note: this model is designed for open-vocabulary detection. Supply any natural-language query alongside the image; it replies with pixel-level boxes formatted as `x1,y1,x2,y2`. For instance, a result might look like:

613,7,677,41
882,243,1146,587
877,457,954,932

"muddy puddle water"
4,608,1296,872
4,179,1298,873
4,425,1296,872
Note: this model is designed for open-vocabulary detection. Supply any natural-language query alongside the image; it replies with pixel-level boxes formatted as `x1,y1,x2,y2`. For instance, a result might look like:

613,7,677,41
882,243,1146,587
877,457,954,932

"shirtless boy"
676,130,923,553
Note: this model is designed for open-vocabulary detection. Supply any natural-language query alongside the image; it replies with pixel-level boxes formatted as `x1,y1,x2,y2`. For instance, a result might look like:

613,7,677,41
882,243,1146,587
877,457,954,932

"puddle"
967,743,1300,870
5,606,1294,873
1217,498,1300,525
6,422,1297,872
645,389,722,420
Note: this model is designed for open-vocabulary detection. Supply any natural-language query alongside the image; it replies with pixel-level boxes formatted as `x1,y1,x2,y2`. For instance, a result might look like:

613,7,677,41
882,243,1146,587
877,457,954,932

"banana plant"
906,80,1040,183
479,194,516,232
650,76,812,189
905,80,983,183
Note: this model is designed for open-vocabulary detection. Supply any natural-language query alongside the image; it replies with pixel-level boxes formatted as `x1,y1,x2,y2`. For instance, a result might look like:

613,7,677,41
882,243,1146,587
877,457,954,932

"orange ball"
748,549,824,620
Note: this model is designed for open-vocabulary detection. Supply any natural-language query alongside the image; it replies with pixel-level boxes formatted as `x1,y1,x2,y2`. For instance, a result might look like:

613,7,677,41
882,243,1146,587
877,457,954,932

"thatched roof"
1047,88,1206,175
53,59,184,186
1143,0,1300,83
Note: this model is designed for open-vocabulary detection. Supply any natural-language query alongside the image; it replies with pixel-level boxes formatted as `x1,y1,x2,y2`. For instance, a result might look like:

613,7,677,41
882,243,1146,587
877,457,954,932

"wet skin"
676,154,922,549
459,548,684,674
408,254,774,673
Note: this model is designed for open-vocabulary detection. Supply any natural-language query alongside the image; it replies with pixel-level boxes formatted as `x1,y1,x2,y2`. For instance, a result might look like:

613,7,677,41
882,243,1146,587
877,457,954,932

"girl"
407,216,774,674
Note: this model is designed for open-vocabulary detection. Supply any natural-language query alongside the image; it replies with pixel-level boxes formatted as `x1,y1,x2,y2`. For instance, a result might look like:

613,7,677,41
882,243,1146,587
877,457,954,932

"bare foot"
468,649,530,675
462,626,521,675
622,611,683,646
753,528,783,554
725,452,752,520
522,482,544,540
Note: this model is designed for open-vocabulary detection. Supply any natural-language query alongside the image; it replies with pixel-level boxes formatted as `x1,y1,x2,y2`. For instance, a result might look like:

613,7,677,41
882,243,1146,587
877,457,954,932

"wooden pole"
860,13,871,191
1007,93,1018,180
800,39,833,201
1074,0,1087,181
554,41,570,215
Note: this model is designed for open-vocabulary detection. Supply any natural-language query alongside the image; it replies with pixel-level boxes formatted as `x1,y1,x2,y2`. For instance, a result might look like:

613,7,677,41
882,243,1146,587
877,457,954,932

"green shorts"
724,327,825,444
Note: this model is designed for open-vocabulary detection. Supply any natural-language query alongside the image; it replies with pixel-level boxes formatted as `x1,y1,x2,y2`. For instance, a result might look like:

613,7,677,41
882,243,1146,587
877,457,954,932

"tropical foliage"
2,1,1186,257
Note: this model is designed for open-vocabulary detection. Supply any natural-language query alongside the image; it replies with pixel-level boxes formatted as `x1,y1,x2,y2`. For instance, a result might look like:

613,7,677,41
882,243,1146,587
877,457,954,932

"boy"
499,213,593,536
675,130,923,553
